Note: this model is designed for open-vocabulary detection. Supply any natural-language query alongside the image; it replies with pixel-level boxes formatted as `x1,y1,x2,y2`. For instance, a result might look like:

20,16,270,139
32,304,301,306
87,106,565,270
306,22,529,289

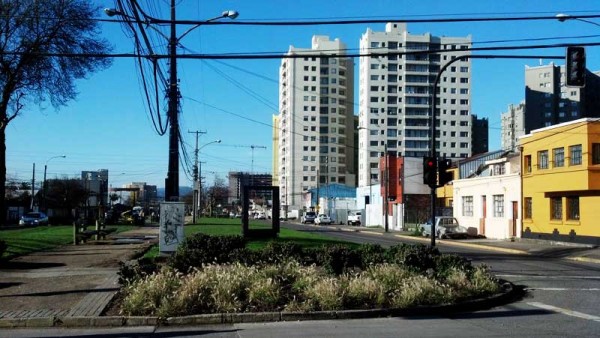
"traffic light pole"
428,53,563,247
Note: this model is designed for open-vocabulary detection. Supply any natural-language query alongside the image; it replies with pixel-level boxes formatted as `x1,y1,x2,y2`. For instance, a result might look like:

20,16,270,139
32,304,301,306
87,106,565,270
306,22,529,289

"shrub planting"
119,258,501,317
168,233,247,272
117,234,503,317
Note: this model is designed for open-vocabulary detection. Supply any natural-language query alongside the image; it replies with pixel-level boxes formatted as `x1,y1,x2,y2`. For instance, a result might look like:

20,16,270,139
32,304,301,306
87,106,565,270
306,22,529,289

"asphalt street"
2,222,598,337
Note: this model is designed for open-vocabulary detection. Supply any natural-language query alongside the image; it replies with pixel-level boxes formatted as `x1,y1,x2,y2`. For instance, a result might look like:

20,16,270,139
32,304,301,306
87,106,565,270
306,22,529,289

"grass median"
143,217,357,258
0,224,136,260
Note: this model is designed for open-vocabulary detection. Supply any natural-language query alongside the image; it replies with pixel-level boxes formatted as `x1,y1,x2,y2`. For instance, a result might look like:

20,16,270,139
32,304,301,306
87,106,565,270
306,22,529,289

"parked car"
19,212,49,226
254,211,267,220
420,216,468,239
314,214,332,225
301,211,317,224
347,211,361,226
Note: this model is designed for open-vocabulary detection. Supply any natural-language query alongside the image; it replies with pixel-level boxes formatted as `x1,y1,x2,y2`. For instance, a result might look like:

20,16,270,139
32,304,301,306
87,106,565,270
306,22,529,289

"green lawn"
143,217,356,258
0,225,136,259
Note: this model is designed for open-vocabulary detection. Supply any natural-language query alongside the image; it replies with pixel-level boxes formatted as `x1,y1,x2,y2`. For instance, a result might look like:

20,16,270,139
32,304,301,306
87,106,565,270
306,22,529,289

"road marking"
528,302,600,322
526,288,600,291
496,274,600,280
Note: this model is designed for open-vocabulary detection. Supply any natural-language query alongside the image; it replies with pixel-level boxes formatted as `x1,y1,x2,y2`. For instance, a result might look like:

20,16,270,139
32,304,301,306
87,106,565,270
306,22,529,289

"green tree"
0,1,111,225
45,178,87,212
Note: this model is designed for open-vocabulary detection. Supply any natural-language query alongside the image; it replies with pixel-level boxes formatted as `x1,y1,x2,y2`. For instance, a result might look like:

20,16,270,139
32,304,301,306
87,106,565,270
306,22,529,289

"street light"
195,139,221,222
106,3,238,202
43,155,66,212
556,13,600,27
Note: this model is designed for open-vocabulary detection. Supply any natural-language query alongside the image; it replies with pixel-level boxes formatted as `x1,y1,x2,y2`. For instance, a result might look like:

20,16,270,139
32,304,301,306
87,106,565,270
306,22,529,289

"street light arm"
45,155,66,165
177,11,238,43
199,139,222,152
556,13,600,27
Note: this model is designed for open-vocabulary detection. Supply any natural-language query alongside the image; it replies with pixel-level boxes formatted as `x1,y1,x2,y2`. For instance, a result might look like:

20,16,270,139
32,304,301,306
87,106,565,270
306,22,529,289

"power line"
4,40,599,59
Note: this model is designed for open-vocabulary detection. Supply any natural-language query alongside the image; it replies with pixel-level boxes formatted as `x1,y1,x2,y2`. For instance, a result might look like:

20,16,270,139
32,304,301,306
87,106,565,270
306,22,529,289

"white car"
254,212,266,220
420,216,468,239
314,214,332,225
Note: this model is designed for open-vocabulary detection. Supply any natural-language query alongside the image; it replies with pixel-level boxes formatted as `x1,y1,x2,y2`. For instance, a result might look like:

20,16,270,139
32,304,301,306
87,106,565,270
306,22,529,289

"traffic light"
423,156,437,188
566,46,586,87
437,158,453,186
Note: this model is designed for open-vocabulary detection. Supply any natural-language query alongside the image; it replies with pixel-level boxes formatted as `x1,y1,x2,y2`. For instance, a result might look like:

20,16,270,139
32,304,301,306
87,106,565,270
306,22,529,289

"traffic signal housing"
423,156,437,188
437,158,453,187
566,46,586,87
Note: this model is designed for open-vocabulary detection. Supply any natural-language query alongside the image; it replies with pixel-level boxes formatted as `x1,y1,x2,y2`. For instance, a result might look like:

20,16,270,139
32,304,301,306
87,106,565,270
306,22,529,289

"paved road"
284,223,600,335
2,223,598,337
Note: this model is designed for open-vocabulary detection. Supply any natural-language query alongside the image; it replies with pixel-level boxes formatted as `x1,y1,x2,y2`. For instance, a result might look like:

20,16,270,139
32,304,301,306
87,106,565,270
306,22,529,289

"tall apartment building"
358,23,472,188
501,64,600,151
227,172,273,205
278,36,356,211
471,115,489,155
500,101,526,152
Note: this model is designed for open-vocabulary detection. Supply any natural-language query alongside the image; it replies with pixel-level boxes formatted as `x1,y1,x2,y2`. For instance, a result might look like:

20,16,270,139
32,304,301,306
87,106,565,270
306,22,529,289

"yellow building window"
553,147,564,167
524,197,532,219
592,143,600,165
567,196,580,220
538,150,549,169
550,197,562,220
524,155,532,173
569,145,582,166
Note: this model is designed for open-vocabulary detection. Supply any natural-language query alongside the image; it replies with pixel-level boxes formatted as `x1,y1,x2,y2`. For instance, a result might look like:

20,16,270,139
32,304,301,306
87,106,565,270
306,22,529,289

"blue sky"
5,0,600,191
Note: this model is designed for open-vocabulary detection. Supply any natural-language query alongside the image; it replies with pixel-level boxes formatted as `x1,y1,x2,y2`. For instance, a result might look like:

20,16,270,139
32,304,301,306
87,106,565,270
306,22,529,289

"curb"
566,255,600,264
0,282,522,328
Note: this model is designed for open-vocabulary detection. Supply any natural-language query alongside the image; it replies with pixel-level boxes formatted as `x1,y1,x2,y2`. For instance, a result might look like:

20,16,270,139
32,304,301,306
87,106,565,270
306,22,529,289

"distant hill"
156,186,193,198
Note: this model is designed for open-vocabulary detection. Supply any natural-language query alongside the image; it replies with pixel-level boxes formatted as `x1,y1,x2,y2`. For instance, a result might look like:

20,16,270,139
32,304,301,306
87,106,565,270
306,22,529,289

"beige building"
358,23,472,189
277,36,356,211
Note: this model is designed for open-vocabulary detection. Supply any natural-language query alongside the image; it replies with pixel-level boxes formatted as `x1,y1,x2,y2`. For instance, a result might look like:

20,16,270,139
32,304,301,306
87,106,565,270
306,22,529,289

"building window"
462,196,473,216
567,196,580,220
524,155,532,173
553,147,564,167
524,197,532,219
569,144,582,165
551,197,562,220
538,150,549,169
493,195,504,217
592,143,600,165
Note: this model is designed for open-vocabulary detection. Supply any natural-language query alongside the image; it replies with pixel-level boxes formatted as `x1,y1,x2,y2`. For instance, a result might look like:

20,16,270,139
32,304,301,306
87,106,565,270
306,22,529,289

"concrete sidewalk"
0,226,158,321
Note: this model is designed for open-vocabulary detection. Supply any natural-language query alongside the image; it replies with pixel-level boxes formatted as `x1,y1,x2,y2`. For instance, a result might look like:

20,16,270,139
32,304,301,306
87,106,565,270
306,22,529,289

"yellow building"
520,118,600,245
436,167,457,208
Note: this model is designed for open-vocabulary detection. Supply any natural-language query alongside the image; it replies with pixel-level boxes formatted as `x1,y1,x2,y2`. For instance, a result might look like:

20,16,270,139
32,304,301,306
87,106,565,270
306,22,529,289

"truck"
347,211,362,226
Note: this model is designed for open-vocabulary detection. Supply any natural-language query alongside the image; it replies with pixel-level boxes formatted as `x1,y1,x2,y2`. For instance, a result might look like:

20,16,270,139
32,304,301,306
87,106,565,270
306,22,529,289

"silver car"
420,216,468,239
301,211,317,224
314,214,332,225
19,212,49,226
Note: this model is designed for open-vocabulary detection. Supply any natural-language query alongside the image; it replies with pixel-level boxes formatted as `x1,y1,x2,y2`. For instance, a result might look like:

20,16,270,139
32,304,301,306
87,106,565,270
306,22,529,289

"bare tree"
0,1,111,225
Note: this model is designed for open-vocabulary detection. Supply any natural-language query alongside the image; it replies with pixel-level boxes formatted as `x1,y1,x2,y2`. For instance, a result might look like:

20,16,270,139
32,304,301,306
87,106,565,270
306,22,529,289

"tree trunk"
0,125,6,226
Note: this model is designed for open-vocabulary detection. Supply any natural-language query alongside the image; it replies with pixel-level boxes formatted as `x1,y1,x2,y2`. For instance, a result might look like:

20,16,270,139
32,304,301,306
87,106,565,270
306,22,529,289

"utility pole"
384,145,389,232
188,130,206,224
30,163,35,211
165,0,180,202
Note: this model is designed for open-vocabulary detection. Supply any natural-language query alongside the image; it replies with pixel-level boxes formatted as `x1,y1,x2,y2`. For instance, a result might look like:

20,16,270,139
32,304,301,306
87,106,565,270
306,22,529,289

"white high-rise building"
358,23,472,188
278,36,355,211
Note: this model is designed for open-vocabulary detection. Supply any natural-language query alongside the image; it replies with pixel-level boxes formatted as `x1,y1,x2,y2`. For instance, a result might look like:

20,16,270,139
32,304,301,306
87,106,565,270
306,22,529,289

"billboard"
159,202,185,253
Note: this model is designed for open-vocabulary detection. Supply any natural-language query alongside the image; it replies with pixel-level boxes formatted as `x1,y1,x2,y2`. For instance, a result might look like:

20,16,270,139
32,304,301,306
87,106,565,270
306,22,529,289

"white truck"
347,211,362,226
